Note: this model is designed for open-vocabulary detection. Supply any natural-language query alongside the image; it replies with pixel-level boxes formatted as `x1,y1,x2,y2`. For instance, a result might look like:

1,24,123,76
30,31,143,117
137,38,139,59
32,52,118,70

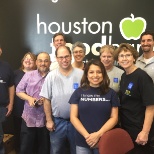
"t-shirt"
69,86,120,147
119,68,154,141
40,68,83,119
107,66,124,92
0,61,14,106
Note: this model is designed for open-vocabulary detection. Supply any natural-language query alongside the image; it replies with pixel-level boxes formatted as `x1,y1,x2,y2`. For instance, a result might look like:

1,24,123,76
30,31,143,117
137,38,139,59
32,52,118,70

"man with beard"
16,52,51,154
136,31,154,83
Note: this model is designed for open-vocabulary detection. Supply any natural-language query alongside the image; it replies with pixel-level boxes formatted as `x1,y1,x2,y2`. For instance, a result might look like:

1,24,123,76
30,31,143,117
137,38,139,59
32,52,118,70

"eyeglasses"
73,50,84,54
57,55,70,61
118,54,132,59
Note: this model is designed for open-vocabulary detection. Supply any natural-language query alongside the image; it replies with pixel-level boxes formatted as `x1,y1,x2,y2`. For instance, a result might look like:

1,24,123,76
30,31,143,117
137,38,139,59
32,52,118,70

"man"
50,32,66,70
0,45,15,154
40,46,83,154
16,52,51,154
136,31,154,83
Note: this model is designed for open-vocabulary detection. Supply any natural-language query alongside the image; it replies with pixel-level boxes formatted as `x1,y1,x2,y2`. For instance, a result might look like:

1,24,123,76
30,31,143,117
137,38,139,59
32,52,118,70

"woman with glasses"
115,43,154,154
13,52,36,153
69,59,120,154
72,41,86,70
100,45,124,92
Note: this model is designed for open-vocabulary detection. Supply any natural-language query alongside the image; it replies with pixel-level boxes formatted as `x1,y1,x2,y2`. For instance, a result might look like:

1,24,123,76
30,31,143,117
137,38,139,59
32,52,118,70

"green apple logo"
119,14,146,40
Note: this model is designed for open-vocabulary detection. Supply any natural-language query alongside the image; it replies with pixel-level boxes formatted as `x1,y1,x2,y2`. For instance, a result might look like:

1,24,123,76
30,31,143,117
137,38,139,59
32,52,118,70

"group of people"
0,30,154,154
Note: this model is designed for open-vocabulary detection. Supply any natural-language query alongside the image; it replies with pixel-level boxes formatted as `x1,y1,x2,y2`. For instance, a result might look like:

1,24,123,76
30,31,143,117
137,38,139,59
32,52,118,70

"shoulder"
73,68,84,76
113,66,124,73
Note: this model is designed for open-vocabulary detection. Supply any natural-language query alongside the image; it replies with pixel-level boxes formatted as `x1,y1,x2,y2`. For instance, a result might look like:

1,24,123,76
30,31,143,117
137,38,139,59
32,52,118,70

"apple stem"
130,13,134,20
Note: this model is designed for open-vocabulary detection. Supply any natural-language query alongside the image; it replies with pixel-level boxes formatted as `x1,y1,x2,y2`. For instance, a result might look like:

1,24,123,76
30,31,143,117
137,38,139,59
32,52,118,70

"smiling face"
118,50,135,71
53,35,66,49
23,54,35,71
100,50,114,70
87,64,103,87
36,53,51,74
73,46,85,63
141,34,154,53
56,46,72,70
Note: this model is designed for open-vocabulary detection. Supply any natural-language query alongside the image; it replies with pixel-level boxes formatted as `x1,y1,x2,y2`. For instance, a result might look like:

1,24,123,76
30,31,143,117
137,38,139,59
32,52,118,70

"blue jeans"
76,146,99,154
50,117,76,154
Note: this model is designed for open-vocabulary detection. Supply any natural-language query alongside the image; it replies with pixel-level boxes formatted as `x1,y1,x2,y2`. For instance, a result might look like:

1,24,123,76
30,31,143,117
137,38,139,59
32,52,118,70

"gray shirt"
40,68,83,119
107,66,124,92
136,54,154,83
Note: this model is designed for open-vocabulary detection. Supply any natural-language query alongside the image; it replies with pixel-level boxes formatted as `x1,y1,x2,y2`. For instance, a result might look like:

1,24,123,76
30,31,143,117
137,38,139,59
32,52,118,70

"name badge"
73,83,79,89
113,78,118,83
128,82,133,90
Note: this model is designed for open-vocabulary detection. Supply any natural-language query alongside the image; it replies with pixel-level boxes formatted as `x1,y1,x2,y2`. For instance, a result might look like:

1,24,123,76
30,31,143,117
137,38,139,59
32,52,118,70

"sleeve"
139,72,154,106
16,72,29,93
68,88,81,104
110,90,120,107
39,73,52,100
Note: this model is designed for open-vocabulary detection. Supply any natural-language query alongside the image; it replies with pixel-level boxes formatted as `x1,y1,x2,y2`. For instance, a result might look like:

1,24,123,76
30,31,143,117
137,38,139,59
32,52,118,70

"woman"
115,43,154,153
13,52,36,153
72,41,86,70
100,45,124,92
69,59,120,154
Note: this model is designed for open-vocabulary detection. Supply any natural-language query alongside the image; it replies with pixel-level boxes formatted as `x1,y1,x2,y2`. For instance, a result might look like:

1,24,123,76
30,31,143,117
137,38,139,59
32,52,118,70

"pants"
13,116,22,153
50,117,76,154
76,146,99,154
20,120,50,154
0,107,7,154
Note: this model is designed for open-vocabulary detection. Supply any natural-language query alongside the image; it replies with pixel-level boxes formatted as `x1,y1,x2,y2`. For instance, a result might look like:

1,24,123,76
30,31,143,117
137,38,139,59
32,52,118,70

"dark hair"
115,43,139,63
53,32,66,42
140,30,154,41
55,46,71,57
20,52,37,70
81,59,110,95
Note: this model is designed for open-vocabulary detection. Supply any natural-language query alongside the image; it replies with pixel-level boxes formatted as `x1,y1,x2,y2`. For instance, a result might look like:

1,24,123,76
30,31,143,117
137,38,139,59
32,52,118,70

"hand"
135,130,149,145
28,97,36,107
6,103,13,117
85,132,100,148
46,120,55,132
37,97,44,106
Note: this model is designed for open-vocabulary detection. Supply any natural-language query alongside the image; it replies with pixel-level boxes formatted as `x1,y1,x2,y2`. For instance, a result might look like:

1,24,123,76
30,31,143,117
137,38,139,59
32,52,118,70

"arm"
16,92,36,107
43,98,55,131
135,105,154,145
6,85,15,116
70,104,90,138
86,107,118,148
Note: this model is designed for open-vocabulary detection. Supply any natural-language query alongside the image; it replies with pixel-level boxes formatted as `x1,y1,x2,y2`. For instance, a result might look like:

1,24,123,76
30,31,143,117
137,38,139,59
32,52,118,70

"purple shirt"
16,70,47,127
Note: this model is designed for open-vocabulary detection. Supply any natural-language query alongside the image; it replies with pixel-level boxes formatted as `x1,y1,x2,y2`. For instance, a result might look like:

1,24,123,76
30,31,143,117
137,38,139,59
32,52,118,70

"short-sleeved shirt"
16,70,47,127
40,68,83,119
69,86,120,147
0,61,14,106
119,68,154,141
107,66,124,92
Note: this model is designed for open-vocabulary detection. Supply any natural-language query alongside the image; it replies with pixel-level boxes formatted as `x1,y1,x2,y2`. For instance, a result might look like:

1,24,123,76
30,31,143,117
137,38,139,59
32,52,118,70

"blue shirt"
69,86,120,147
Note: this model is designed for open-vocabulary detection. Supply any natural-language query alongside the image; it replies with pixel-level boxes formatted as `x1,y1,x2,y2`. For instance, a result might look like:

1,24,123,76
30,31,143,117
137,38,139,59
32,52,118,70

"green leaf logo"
119,14,146,40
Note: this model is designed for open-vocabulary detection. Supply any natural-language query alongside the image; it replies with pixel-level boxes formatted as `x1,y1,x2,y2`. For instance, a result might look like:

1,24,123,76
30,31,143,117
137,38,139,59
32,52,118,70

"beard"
141,45,152,53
